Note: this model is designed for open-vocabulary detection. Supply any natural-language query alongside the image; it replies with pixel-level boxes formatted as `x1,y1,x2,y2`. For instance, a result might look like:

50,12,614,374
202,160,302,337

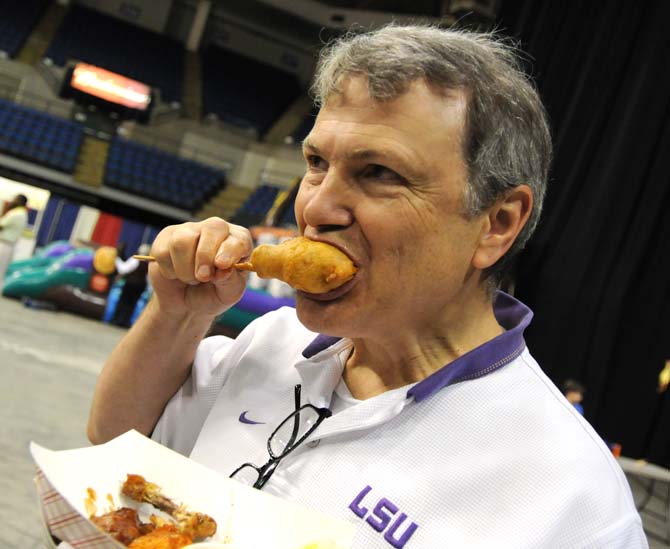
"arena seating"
104,137,227,212
239,184,280,215
202,46,301,136
0,0,48,58
230,184,282,226
0,98,83,172
291,108,318,143
45,5,183,103
277,197,297,227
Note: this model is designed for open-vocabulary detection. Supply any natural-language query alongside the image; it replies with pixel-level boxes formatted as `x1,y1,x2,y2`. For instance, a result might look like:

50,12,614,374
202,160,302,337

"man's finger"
214,224,254,270
169,225,200,283
194,218,230,282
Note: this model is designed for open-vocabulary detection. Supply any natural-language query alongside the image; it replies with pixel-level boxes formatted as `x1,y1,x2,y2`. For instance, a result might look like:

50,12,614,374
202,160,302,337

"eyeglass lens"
231,463,261,486
269,407,322,457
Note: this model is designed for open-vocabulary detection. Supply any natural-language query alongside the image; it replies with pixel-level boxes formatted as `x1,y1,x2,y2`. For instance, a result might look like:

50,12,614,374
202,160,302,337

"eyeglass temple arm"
287,384,302,448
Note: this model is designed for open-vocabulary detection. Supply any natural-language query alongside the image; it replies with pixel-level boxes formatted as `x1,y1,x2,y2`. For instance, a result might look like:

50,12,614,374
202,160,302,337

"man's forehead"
305,86,467,159
322,74,467,109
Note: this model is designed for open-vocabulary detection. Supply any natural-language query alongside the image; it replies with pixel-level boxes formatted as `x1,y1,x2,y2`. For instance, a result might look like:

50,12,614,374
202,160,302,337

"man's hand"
148,217,253,319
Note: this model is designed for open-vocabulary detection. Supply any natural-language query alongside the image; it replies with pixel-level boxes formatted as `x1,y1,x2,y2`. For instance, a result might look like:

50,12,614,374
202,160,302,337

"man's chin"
295,297,352,337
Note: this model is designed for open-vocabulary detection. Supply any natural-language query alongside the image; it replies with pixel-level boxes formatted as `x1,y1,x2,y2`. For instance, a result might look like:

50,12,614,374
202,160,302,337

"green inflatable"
215,307,261,332
5,240,74,276
2,249,93,298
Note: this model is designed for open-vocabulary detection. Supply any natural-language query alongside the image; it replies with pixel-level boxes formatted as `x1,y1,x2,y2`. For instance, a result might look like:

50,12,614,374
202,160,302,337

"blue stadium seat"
104,137,227,212
0,0,48,58
0,100,84,173
202,46,302,136
236,184,281,218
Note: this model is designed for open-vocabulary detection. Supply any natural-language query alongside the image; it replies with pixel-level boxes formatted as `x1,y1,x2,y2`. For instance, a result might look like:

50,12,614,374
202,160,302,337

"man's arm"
87,217,253,444
87,297,216,443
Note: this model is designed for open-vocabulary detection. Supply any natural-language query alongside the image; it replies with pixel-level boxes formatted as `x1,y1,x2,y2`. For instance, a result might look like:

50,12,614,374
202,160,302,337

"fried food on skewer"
122,474,217,541
235,236,357,294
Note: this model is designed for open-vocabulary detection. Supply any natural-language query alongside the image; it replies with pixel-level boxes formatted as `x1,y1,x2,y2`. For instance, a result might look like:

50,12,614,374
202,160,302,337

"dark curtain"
51,201,80,243
499,1,670,465
35,197,60,247
35,196,79,247
117,219,147,259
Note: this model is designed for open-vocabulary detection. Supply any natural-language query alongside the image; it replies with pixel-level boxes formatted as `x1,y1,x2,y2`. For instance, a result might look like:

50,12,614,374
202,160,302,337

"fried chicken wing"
122,474,217,541
235,236,357,294
127,524,192,549
90,507,154,546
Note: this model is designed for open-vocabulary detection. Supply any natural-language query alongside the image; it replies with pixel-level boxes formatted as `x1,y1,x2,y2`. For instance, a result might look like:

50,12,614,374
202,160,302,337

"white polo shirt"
152,293,647,548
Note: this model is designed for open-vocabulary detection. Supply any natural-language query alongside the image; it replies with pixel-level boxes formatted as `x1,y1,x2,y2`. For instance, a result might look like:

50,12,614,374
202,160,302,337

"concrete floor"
0,296,125,548
0,295,668,548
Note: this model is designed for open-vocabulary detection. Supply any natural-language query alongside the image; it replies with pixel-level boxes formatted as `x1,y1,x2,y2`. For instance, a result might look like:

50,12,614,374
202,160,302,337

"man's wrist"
142,296,219,338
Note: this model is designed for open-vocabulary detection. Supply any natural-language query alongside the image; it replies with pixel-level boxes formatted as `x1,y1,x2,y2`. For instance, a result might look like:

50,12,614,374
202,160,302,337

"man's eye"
362,164,402,181
307,155,327,170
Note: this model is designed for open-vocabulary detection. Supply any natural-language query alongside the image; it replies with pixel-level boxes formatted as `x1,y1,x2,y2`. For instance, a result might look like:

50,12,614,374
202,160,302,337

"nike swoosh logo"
239,411,265,425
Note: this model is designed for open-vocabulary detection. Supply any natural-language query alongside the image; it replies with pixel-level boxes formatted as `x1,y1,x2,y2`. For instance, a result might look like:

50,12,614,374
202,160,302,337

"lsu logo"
349,485,418,548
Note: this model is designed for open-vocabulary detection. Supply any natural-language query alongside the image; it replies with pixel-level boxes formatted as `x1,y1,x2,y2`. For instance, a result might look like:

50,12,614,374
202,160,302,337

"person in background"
88,25,647,547
0,194,28,287
563,378,586,415
111,243,150,327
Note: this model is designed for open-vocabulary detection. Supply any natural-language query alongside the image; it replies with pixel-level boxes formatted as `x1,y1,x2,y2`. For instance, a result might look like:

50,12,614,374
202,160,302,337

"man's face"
294,76,486,338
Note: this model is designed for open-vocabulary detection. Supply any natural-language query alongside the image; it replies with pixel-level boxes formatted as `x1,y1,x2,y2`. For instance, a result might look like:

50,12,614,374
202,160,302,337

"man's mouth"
297,272,359,302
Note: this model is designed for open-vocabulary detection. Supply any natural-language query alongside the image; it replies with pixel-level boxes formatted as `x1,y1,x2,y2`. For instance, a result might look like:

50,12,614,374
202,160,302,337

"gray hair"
311,24,552,287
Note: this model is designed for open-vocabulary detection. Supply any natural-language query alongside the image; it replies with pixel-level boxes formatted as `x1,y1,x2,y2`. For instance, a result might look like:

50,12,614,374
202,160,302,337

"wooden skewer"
133,254,253,271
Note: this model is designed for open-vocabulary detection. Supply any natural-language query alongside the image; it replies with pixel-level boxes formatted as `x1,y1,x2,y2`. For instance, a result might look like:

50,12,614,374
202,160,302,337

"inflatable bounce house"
3,179,300,333
2,240,149,322
3,234,295,333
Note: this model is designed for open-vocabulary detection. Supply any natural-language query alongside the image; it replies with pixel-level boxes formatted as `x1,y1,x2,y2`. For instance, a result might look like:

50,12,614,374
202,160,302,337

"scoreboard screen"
65,63,152,112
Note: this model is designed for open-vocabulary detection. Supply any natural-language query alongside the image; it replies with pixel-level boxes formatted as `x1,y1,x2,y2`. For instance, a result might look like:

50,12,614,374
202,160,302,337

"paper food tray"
31,430,355,549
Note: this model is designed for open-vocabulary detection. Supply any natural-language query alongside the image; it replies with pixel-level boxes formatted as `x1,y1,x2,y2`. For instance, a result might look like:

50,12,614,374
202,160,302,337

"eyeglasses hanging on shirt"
229,384,332,489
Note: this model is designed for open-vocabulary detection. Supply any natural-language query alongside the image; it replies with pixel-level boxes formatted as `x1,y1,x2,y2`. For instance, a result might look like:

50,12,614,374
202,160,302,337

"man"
111,243,151,327
563,378,586,415
88,25,646,547
0,193,28,287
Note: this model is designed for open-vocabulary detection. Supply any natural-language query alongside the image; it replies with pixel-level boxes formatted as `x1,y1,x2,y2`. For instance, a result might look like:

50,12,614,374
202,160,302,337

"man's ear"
472,185,533,270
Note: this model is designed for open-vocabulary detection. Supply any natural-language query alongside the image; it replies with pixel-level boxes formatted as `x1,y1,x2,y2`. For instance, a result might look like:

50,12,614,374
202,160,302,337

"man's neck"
342,292,503,400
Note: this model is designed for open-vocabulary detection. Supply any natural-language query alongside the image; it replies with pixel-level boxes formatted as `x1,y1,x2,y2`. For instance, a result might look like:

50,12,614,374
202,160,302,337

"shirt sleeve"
151,323,258,456
0,210,13,229
582,513,648,548
151,335,234,455
115,256,140,275
151,308,308,456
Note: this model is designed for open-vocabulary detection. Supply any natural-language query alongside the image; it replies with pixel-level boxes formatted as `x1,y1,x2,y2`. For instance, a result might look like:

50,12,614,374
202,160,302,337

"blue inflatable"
102,280,125,323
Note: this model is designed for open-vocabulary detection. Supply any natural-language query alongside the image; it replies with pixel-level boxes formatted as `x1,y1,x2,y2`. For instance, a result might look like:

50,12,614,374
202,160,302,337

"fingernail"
197,265,211,279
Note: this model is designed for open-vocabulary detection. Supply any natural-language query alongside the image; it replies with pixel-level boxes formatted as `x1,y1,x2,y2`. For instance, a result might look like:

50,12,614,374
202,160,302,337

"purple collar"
301,291,533,403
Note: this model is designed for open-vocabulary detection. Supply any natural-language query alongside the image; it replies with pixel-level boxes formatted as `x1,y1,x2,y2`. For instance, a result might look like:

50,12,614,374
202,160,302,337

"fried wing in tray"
90,507,154,546
127,524,193,549
90,474,217,548
122,474,217,540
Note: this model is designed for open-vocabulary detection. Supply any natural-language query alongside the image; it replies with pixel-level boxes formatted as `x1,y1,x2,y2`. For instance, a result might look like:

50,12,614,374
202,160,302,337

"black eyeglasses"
229,384,331,489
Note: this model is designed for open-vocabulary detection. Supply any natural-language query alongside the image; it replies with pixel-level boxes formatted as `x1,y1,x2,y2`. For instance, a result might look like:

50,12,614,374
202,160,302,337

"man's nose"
301,172,354,231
